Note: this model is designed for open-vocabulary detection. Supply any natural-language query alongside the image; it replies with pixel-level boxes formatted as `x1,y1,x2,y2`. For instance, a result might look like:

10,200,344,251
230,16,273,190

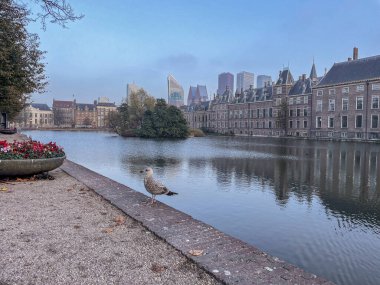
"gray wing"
144,176,169,195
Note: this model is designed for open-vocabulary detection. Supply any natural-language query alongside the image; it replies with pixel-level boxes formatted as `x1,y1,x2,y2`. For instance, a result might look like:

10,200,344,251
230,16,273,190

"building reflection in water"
205,141,380,226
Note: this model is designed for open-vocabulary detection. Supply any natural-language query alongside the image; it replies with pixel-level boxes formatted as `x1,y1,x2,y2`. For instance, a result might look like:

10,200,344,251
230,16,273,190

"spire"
310,60,317,80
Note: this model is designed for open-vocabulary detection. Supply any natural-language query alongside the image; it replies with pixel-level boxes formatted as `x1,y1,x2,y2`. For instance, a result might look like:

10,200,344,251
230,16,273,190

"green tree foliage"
138,99,189,139
128,88,155,129
0,0,47,120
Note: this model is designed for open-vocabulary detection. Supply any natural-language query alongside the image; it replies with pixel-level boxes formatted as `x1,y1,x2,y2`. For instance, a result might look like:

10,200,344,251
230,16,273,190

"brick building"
183,48,380,142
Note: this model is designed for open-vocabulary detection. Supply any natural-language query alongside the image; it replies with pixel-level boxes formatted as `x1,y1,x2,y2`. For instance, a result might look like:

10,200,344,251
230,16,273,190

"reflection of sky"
24,131,380,285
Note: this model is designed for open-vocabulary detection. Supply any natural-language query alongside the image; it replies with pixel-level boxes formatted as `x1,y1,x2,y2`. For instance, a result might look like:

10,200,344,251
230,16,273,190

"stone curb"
60,160,335,285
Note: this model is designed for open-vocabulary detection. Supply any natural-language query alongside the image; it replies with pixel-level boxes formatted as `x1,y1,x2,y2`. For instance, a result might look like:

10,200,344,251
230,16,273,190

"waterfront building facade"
237,71,254,92
257,75,272,88
311,52,380,140
53,100,75,127
74,103,96,128
167,75,184,107
183,48,380,142
96,101,117,128
217,72,234,96
15,103,54,128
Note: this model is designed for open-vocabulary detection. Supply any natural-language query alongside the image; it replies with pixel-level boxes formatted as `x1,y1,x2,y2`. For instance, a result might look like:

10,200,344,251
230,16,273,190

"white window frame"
276,87,282,94
296,97,301,104
372,83,380,90
328,99,335,111
372,114,379,128
342,87,350,93
304,96,308,104
342,98,349,111
356,97,364,110
341,115,348,128
289,98,294,105
329,88,336,95
372,96,379,109
316,116,322,128
316,100,322,112
356,85,365,92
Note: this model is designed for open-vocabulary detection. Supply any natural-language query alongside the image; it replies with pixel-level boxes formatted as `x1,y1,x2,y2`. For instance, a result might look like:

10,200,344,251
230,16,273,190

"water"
23,130,380,285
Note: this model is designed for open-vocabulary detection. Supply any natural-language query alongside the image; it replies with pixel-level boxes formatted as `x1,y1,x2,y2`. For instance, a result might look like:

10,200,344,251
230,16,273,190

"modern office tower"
187,85,209,105
257,75,272,88
167,75,184,107
237,71,254,92
217,72,234,95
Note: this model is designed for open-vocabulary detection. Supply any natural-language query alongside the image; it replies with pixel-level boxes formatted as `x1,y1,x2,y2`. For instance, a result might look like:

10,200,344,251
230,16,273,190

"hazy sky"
28,0,380,105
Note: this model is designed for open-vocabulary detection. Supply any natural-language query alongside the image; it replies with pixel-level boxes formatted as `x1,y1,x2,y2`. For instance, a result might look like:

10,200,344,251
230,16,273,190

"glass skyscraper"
167,75,184,107
257,75,272,88
237,71,254,92
217,72,234,96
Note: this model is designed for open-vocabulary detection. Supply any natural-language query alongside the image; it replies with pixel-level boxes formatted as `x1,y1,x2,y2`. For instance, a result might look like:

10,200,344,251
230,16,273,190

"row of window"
289,108,308,117
316,96,379,112
288,96,308,105
316,83,380,96
315,115,379,129
29,113,53,118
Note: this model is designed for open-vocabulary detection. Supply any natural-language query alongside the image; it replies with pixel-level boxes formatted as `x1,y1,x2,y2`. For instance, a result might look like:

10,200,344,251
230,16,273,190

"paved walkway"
0,169,220,285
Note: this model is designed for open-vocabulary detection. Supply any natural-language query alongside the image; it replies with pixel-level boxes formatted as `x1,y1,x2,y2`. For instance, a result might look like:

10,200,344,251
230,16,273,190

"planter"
0,156,66,176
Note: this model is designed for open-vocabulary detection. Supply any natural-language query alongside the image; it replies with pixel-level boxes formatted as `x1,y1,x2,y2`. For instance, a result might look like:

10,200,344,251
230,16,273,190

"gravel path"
0,169,220,285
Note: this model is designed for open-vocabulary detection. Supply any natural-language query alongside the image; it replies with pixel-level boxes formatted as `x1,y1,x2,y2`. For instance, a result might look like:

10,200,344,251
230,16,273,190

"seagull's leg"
150,194,155,204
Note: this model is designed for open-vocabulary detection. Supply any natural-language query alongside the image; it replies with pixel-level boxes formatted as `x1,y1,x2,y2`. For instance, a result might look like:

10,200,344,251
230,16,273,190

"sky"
28,0,380,106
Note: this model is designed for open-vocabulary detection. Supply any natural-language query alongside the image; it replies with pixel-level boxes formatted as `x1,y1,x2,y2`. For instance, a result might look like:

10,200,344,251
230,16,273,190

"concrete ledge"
61,160,335,285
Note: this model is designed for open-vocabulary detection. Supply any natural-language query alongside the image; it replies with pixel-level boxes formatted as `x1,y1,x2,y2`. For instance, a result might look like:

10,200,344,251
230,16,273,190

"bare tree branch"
33,0,84,30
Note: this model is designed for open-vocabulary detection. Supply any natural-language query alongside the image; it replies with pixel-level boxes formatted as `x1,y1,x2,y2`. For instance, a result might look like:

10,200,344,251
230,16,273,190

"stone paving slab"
61,160,335,285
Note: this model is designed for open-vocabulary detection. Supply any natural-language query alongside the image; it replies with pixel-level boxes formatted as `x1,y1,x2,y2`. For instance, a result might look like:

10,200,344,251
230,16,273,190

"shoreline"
60,159,334,285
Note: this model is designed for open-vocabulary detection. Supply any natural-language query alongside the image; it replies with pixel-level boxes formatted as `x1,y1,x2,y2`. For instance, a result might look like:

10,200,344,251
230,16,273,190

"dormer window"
356,85,364,92
342,87,349,93
328,89,336,95
373,84,380,90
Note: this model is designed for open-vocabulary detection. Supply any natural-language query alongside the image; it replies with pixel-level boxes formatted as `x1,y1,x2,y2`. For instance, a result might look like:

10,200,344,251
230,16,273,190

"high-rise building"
256,75,272,88
217,72,234,96
187,85,208,105
126,83,140,104
237,71,254,92
167,75,184,107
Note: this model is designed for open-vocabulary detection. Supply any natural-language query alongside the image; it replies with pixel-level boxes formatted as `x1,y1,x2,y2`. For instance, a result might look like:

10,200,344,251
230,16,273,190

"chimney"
299,76,302,80
302,74,306,81
353,47,358,60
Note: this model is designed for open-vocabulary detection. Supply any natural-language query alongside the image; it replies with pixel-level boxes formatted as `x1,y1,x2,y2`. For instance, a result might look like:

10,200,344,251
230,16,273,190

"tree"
0,0,47,120
0,0,82,121
32,0,84,30
128,88,155,129
138,99,189,139
277,100,288,135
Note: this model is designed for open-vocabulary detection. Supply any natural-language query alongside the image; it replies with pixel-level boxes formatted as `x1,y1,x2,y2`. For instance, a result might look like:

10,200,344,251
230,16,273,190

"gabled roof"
76,103,95,111
31,103,51,111
318,55,380,87
197,85,208,101
276,69,294,85
289,78,313,96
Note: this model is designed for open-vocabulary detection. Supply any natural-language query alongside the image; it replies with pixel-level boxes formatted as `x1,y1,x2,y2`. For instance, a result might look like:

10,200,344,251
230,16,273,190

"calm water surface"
24,130,380,285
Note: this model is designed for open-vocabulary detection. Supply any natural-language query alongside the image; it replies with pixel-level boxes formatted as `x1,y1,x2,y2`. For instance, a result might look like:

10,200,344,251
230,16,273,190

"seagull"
141,167,177,204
